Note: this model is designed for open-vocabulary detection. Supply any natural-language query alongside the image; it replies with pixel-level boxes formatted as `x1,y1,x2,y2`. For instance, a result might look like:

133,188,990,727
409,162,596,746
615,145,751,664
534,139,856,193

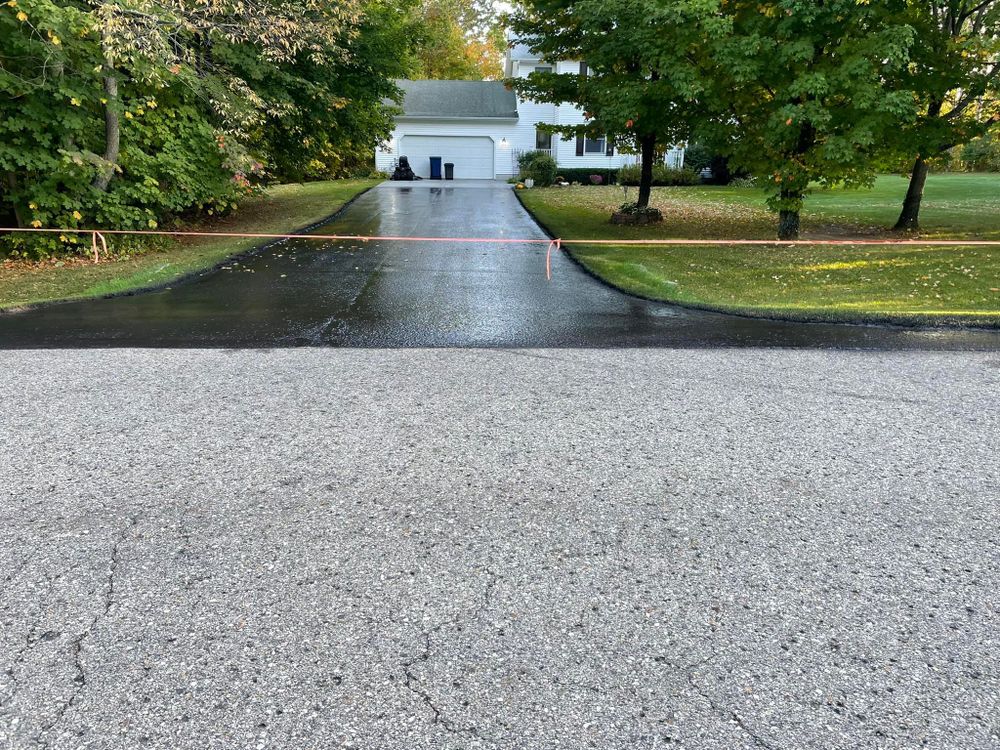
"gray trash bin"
444,163,455,180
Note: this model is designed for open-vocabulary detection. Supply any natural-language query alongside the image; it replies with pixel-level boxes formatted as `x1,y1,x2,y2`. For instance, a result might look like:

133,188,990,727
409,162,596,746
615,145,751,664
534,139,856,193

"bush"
554,167,621,184
615,165,641,185
676,142,750,185
682,142,713,173
517,151,558,186
618,164,700,186
611,201,664,225
960,134,1000,172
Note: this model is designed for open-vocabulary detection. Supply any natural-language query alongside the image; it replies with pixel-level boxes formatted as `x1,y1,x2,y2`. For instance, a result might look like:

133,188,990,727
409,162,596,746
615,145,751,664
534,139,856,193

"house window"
584,135,607,154
534,66,553,74
535,129,552,150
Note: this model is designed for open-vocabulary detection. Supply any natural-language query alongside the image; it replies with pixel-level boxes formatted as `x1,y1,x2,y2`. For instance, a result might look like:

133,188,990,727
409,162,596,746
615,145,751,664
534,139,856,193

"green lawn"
517,174,1000,326
0,179,378,311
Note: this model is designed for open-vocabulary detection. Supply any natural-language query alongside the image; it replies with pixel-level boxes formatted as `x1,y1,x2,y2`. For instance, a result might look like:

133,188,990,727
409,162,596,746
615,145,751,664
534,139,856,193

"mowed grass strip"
517,174,1000,326
0,179,378,310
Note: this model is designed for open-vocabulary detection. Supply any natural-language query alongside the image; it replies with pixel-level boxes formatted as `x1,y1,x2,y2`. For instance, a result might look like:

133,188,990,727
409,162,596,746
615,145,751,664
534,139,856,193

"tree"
891,1,1000,231
91,0,365,190
506,0,722,212
226,0,414,180
1,0,413,255
699,1,918,239
410,0,503,80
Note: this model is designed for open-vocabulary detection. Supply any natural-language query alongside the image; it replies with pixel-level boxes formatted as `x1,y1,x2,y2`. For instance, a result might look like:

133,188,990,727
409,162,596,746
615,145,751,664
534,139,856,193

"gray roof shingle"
393,80,518,119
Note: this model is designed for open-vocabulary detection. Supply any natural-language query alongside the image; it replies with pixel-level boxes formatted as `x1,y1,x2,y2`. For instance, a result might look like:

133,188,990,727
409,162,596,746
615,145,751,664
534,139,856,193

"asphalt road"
2,348,998,749
1,182,998,350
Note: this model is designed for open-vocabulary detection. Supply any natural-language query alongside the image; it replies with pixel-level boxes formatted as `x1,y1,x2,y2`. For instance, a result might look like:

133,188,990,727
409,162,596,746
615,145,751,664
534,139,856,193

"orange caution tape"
5,227,1000,281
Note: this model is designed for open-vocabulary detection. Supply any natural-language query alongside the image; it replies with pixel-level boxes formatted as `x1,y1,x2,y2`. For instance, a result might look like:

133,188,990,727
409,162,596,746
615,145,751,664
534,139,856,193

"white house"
374,42,685,181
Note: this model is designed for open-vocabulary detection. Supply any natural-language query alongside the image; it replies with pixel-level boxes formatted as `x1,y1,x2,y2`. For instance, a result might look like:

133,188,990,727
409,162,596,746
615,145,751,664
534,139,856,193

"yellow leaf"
30,220,42,228
16,10,27,21
72,210,82,220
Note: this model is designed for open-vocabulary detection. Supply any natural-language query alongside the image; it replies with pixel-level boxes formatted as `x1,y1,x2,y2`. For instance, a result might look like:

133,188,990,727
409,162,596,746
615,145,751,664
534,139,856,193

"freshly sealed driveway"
0,181,998,349
2,348,999,749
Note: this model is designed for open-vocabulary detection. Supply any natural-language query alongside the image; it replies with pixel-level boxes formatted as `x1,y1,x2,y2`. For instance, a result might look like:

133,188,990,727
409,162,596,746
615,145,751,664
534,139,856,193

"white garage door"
399,136,495,180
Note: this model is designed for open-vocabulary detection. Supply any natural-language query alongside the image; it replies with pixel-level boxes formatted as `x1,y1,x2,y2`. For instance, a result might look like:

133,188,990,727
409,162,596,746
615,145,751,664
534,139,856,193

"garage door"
399,136,495,180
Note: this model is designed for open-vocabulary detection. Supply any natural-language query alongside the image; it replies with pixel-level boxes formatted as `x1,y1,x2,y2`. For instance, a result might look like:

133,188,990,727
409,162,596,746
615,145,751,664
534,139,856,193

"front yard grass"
517,174,1000,326
0,179,379,311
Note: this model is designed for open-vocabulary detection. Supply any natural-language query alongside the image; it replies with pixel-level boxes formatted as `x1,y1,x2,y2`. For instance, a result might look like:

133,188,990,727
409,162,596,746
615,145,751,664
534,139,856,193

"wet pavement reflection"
1,182,998,350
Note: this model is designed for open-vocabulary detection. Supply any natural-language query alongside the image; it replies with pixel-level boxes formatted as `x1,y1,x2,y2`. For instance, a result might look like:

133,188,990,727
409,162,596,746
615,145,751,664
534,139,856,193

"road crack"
687,667,784,750
402,566,498,745
33,516,139,748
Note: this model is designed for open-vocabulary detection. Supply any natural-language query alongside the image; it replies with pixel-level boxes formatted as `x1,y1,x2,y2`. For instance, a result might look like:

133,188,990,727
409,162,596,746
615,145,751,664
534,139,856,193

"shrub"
662,167,699,185
682,142,713,173
616,165,641,185
960,134,1000,172
618,164,700,186
555,167,620,184
611,201,664,225
517,151,558,186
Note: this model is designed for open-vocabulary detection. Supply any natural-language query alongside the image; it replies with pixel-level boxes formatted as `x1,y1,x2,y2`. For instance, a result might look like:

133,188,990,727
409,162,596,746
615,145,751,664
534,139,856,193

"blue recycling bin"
429,156,443,180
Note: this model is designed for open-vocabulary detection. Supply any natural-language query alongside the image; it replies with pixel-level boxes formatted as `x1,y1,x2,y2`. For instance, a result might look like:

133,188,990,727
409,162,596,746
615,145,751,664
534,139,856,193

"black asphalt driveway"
0,181,998,349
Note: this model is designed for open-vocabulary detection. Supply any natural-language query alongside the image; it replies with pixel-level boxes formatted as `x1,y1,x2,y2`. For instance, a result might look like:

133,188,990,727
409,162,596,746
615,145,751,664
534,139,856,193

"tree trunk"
93,73,120,192
4,171,25,227
637,134,656,208
777,188,801,240
894,155,929,231
893,99,942,232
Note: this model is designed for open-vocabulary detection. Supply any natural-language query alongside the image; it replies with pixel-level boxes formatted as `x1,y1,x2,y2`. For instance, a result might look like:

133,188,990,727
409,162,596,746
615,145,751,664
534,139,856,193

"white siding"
376,119,520,178
510,59,640,170
374,54,686,177
398,136,495,179
508,56,685,170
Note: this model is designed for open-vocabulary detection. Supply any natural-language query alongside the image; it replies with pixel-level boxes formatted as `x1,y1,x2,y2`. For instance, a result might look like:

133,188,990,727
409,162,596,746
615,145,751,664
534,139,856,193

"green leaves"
696,0,922,234
409,0,503,80
1,0,412,256
507,0,720,208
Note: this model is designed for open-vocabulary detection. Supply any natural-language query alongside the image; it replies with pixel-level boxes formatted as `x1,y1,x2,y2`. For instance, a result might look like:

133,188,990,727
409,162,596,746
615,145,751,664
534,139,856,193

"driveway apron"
0,182,997,349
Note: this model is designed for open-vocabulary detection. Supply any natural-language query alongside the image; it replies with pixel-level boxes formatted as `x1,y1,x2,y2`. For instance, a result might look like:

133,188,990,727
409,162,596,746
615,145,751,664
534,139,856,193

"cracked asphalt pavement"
2,348,999,749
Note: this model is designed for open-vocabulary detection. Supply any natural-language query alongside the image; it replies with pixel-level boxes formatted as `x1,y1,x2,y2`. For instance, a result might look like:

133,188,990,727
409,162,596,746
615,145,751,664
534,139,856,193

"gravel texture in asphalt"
2,348,998,749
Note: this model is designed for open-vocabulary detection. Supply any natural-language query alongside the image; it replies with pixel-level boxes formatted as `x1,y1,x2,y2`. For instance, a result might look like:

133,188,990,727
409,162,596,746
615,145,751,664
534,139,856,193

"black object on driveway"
389,156,418,181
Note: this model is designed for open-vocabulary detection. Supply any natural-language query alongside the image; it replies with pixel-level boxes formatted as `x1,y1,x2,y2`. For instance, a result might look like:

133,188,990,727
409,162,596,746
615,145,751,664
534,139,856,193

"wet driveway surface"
1,181,998,350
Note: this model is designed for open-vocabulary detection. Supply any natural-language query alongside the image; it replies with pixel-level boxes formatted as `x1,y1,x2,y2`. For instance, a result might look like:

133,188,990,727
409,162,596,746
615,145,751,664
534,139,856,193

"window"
535,129,552,150
533,66,553,74
584,135,607,154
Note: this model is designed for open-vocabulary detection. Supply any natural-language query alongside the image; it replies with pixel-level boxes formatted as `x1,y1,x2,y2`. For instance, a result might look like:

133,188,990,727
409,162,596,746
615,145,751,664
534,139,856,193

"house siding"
375,55,685,178
511,59,641,171
375,118,521,178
